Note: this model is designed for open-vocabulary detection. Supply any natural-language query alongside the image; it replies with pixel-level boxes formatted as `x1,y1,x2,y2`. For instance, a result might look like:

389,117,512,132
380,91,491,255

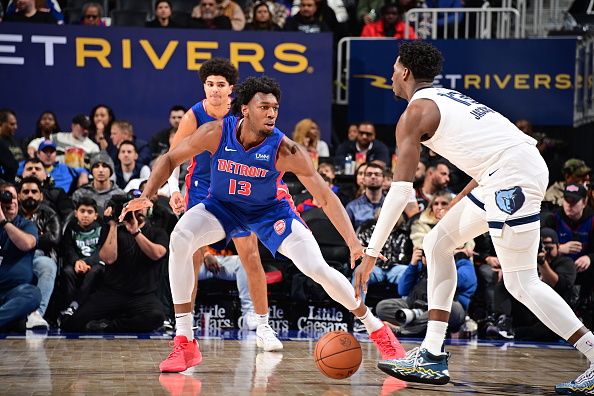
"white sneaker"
244,311,259,331
26,311,49,330
256,324,283,351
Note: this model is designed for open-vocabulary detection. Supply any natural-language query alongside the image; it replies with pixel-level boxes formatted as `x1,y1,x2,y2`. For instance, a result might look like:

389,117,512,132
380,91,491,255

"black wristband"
131,229,141,237
0,219,9,228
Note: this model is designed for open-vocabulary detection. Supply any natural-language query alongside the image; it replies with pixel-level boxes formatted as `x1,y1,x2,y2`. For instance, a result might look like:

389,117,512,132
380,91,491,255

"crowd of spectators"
0,104,591,342
0,0,487,40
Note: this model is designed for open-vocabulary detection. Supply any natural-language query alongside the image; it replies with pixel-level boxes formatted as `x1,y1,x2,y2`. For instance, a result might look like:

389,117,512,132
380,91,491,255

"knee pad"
502,270,538,302
170,227,195,255
422,226,457,258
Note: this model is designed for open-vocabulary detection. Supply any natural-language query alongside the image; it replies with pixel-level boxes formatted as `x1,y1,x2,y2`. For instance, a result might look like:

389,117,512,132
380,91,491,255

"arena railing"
403,6,523,39
574,33,594,126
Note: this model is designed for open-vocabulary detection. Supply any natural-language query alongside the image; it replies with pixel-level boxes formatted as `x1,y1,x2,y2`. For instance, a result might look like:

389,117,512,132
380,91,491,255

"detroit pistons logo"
274,220,286,235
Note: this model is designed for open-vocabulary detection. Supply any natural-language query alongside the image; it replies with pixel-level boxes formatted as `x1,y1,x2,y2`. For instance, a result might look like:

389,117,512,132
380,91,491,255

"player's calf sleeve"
169,227,199,305
494,228,584,340
502,269,583,340
423,226,458,313
169,204,226,305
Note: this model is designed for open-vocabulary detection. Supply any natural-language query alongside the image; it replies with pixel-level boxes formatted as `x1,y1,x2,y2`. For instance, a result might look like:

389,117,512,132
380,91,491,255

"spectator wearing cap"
114,141,151,190
544,158,591,207
29,140,89,195
72,152,124,215
542,183,594,303
53,114,100,159
28,114,100,165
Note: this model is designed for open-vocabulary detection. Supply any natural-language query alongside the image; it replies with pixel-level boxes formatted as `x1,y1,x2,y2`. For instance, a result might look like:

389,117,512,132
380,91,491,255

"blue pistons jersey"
202,116,305,255
185,100,223,208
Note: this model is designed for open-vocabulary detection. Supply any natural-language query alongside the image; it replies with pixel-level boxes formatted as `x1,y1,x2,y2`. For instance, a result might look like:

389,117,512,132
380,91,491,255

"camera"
0,190,13,204
537,238,552,265
105,194,134,222
394,308,424,326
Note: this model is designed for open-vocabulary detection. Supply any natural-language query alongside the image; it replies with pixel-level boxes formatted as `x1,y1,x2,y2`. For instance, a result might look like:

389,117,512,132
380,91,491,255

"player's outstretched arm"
277,138,363,262
355,99,439,299
121,121,222,219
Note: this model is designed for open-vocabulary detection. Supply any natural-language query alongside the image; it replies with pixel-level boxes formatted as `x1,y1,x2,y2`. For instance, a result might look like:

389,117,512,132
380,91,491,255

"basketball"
314,331,362,379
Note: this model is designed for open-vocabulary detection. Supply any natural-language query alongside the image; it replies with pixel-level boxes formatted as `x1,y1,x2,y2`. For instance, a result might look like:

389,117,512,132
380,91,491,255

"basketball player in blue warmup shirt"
166,58,282,353
124,76,406,373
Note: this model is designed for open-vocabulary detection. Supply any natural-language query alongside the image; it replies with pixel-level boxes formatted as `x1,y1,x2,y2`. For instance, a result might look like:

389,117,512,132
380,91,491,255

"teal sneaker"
377,347,450,385
555,363,594,395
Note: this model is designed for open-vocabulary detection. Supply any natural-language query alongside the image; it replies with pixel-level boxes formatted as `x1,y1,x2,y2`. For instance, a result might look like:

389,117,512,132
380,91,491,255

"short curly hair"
398,41,443,81
199,58,239,85
233,76,281,111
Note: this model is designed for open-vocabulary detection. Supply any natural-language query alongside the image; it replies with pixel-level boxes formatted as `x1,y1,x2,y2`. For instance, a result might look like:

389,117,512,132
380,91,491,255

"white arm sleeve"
168,166,181,195
365,181,414,257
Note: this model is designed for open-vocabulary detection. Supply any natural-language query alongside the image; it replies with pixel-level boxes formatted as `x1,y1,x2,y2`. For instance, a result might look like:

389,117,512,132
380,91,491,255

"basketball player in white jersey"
354,41,594,394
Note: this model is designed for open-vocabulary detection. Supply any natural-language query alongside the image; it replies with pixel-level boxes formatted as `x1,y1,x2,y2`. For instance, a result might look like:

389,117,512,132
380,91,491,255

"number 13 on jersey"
228,179,252,196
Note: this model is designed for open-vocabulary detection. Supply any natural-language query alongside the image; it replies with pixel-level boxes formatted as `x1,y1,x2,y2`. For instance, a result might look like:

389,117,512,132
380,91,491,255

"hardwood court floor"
0,331,589,395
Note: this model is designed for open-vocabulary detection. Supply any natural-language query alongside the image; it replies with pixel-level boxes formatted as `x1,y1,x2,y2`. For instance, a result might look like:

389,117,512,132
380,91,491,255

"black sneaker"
378,347,450,385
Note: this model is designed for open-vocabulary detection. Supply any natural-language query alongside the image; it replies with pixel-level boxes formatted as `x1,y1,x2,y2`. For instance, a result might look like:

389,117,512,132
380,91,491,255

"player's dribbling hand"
169,191,185,215
119,198,152,222
354,254,376,301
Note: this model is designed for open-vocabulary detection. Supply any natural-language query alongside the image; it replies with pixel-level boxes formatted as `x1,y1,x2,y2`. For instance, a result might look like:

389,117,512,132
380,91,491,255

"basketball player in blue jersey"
166,58,283,353
353,41,594,394
123,76,406,373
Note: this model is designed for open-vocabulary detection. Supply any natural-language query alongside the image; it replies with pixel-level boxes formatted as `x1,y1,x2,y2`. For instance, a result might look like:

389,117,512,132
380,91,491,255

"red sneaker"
159,335,203,373
370,324,406,360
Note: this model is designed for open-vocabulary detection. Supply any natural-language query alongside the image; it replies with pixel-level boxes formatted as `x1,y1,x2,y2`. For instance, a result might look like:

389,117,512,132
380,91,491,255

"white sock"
357,307,384,334
256,313,269,326
574,331,594,364
421,320,448,356
175,313,194,341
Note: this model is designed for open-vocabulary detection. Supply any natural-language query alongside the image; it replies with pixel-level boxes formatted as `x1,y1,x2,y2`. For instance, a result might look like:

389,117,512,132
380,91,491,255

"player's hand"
349,240,365,269
119,198,152,222
169,191,185,215
354,254,376,301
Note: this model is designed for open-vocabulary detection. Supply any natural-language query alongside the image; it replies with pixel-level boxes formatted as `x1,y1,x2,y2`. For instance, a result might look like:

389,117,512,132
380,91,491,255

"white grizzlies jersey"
410,88,537,181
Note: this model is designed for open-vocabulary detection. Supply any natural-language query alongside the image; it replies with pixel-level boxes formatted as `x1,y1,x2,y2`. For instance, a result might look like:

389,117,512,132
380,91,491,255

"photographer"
375,248,476,336
0,183,41,331
511,228,577,341
18,177,60,329
62,195,167,332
